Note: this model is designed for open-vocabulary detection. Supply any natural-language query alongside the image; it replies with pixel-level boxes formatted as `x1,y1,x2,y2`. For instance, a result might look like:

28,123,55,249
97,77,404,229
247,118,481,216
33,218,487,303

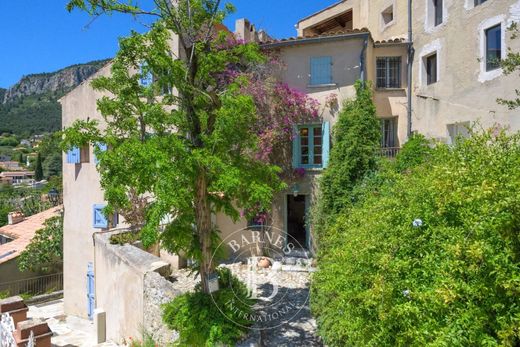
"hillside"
0,59,109,136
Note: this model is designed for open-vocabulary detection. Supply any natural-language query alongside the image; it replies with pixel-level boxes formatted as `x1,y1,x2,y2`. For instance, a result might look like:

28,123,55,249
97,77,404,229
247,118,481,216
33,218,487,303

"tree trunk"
195,170,213,293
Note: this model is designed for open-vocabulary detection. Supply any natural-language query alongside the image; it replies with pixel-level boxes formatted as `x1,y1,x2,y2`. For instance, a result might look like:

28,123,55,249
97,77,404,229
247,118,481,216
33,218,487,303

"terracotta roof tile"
374,37,407,44
0,206,62,265
260,28,370,46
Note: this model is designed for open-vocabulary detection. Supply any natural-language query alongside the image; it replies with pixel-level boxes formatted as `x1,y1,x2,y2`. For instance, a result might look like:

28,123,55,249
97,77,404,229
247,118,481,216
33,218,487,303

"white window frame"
478,15,506,83
464,0,490,10
425,0,447,33
419,39,441,87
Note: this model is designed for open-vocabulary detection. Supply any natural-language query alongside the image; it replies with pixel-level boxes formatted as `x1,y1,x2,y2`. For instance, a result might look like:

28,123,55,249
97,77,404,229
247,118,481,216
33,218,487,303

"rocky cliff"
0,59,110,135
2,59,109,104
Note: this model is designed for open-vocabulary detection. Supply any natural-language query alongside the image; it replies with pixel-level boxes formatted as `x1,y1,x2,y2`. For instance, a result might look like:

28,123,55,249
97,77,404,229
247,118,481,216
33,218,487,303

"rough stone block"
0,296,28,326
14,319,52,347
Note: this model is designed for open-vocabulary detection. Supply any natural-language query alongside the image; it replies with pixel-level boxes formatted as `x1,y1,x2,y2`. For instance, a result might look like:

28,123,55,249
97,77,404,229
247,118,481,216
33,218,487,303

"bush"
395,133,433,172
312,81,380,240
162,267,254,346
311,130,520,346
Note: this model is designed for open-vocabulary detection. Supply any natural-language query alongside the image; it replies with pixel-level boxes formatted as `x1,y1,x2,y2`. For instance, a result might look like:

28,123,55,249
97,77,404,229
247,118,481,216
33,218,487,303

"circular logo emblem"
210,226,311,331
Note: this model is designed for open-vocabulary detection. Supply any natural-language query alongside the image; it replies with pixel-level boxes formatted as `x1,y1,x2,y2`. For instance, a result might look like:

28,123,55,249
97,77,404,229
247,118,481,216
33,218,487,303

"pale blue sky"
0,0,337,88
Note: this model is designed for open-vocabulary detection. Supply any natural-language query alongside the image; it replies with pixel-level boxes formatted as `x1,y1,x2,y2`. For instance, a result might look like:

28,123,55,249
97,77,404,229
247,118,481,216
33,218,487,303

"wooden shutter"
66,147,81,164
93,204,108,229
310,57,332,85
292,125,300,168
322,122,330,168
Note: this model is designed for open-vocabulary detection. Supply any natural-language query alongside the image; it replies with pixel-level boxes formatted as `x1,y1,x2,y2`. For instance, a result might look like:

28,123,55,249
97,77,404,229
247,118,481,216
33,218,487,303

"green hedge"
311,130,520,346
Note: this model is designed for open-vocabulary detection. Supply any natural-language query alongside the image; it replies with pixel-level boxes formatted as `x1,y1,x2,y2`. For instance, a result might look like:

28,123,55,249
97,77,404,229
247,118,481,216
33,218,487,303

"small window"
381,5,394,26
93,204,108,229
139,62,153,87
80,145,90,164
310,57,333,85
485,24,501,71
376,57,402,88
474,0,487,7
292,123,330,169
426,53,438,85
447,122,470,145
66,147,81,164
433,0,443,26
381,118,398,148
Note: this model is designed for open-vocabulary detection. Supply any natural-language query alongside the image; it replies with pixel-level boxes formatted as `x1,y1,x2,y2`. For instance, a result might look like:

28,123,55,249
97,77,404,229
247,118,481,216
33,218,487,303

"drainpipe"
407,0,414,138
360,35,368,86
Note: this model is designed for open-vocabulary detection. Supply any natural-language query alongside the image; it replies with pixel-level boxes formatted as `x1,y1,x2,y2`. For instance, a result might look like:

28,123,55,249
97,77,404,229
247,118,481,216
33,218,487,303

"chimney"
235,18,257,42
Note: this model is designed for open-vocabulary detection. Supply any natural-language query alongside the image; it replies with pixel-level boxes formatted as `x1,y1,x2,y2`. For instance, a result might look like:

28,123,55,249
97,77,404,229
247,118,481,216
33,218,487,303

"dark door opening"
287,195,307,249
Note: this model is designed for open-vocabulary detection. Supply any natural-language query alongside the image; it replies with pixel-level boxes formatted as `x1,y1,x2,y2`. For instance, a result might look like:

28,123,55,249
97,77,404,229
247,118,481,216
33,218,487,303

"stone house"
59,0,520,342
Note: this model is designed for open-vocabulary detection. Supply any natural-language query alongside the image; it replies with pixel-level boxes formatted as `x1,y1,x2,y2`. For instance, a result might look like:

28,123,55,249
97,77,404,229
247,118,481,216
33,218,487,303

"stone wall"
94,230,196,344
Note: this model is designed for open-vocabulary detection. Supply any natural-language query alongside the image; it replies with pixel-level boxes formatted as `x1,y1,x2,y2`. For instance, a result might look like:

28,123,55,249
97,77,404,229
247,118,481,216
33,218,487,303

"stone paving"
27,299,116,347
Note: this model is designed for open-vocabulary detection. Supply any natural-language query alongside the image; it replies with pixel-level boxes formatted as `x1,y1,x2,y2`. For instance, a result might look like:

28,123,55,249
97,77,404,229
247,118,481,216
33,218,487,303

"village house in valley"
59,0,520,342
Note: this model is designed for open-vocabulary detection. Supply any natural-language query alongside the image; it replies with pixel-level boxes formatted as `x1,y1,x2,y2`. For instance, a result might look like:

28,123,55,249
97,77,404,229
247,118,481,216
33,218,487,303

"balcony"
379,147,401,158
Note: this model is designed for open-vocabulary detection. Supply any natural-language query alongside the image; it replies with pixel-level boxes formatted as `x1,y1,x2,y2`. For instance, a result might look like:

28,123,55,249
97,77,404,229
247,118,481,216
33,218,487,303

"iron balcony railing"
0,272,63,297
380,147,401,158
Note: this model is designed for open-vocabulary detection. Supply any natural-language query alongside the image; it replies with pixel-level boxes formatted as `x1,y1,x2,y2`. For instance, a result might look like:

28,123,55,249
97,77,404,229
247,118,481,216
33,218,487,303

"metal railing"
380,147,401,158
0,272,63,297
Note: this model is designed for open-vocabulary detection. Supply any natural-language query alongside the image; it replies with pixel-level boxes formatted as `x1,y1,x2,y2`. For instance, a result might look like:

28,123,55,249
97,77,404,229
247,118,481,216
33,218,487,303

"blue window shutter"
310,56,332,85
93,204,108,229
87,262,95,320
94,143,107,164
322,122,330,168
66,146,81,164
292,125,300,168
139,62,153,87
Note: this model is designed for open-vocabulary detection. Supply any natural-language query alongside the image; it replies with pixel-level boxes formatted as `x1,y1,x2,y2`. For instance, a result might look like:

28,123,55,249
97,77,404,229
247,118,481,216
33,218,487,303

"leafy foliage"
18,215,63,273
394,133,433,173
162,267,254,346
0,188,51,227
311,130,520,346
311,81,380,241
34,152,44,181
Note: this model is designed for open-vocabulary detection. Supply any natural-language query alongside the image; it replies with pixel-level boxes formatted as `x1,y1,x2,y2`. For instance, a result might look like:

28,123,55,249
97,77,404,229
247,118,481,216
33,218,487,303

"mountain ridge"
0,59,110,136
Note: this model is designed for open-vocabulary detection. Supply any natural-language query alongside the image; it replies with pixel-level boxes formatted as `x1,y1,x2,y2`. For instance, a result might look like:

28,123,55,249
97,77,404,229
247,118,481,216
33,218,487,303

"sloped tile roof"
0,206,62,265
260,28,370,47
374,37,407,45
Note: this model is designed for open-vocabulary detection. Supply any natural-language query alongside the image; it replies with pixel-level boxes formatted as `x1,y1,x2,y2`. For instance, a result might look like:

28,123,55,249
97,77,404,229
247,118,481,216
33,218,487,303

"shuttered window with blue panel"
139,62,153,87
310,56,333,85
66,147,81,164
292,122,330,169
93,204,108,229
94,143,108,164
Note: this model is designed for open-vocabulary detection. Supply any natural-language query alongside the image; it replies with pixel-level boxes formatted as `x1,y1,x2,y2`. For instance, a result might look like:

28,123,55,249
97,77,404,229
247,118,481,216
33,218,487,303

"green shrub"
311,130,520,346
162,267,254,346
395,133,433,172
312,81,381,241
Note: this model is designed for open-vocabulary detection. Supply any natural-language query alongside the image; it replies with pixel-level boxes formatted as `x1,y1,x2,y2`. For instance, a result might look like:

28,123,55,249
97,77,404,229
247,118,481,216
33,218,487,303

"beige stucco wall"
296,0,408,42
61,63,113,319
411,0,520,140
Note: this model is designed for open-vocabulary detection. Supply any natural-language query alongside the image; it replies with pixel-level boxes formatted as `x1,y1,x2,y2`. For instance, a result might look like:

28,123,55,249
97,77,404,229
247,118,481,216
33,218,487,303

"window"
66,147,81,164
93,204,108,229
474,0,487,7
376,57,402,88
433,0,443,26
310,57,333,85
485,24,501,71
381,5,394,26
447,122,470,145
381,118,398,148
426,53,438,85
292,123,330,169
66,145,90,164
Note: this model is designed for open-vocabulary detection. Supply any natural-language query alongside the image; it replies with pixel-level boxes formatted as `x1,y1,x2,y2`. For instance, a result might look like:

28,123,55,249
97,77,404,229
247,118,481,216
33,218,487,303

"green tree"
34,152,44,181
18,215,63,273
63,0,288,293
311,81,380,241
